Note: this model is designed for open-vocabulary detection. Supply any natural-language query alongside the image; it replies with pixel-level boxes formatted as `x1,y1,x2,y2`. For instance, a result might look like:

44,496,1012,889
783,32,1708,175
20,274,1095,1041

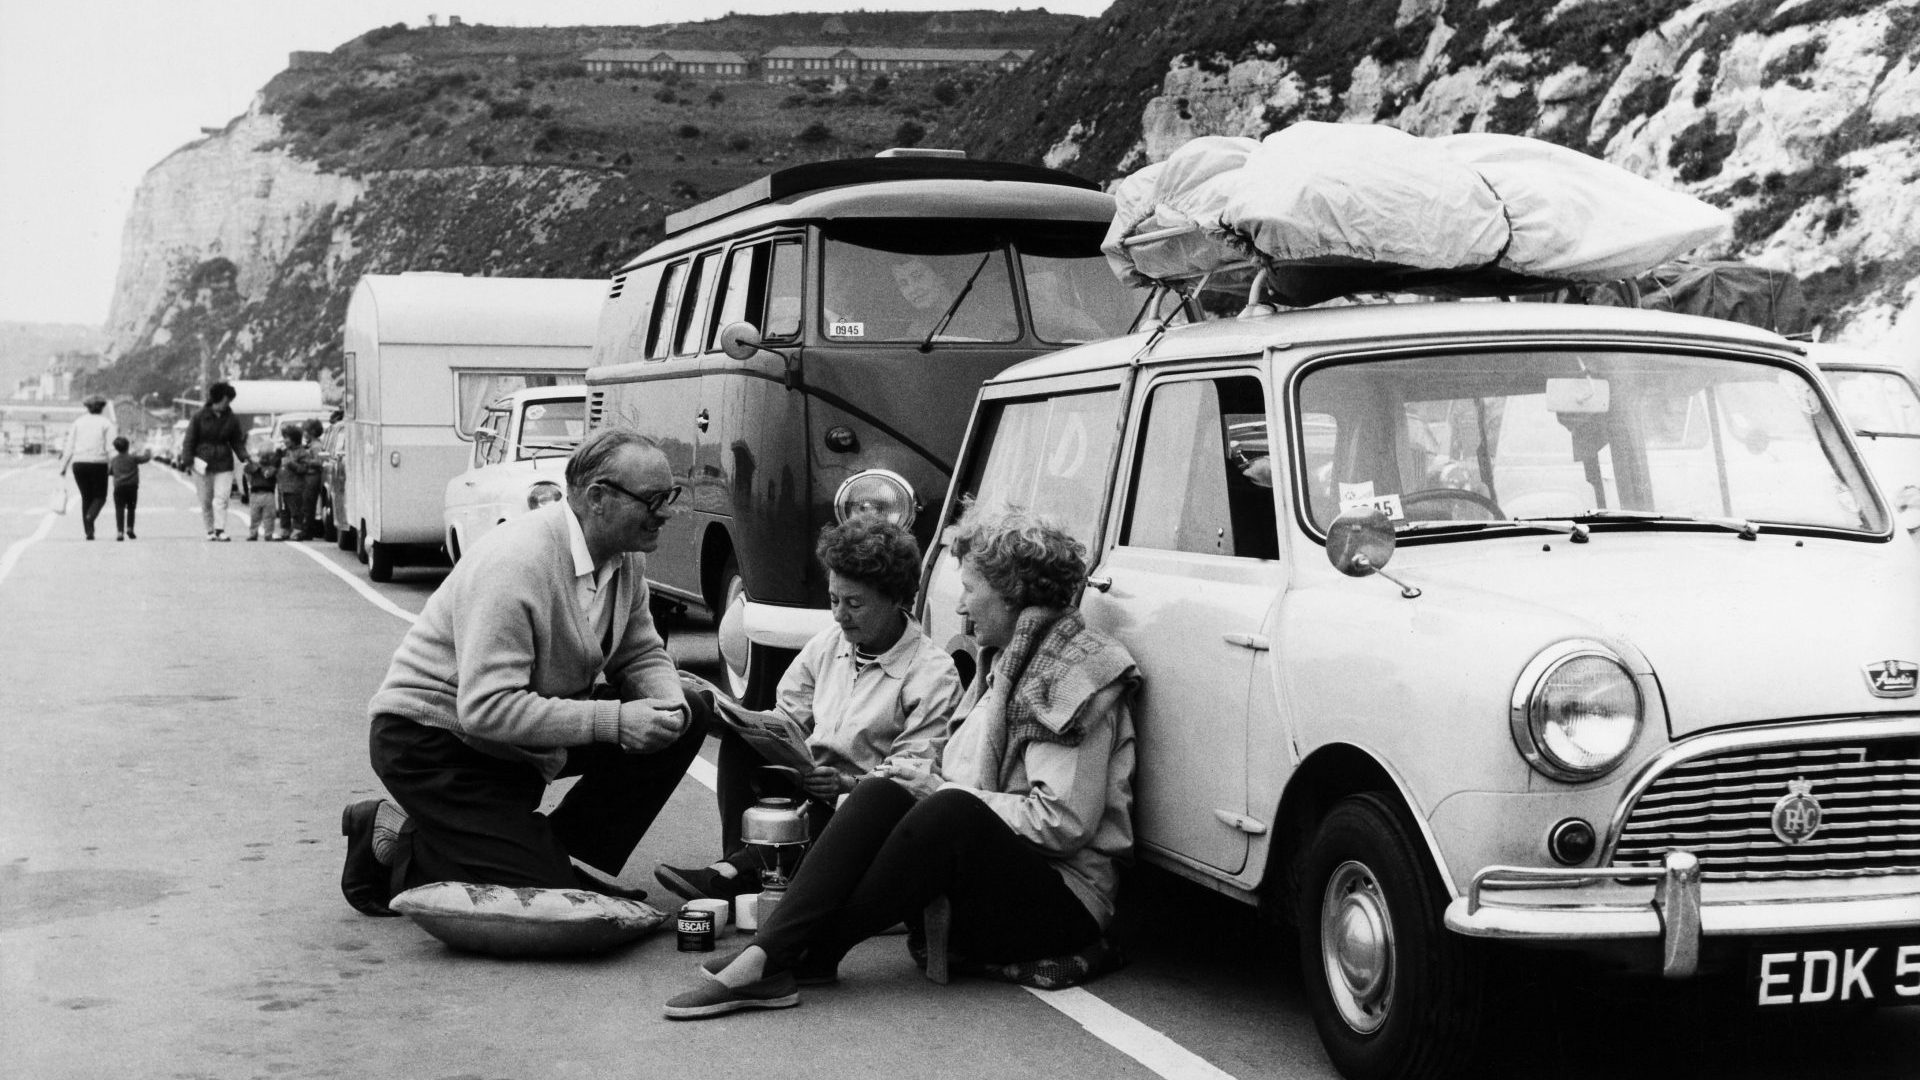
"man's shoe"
212,530,230,542
663,971,798,1019
655,863,754,902
340,800,399,917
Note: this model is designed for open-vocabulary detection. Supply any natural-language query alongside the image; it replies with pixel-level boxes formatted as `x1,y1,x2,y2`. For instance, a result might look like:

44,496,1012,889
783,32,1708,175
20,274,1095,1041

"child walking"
106,436,152,541
243,439,283,541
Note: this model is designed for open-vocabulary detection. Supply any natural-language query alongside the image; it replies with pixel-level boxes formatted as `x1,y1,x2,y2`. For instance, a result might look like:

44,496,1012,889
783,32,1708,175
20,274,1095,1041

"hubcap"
1320,860,1395,1033
716,575,752,698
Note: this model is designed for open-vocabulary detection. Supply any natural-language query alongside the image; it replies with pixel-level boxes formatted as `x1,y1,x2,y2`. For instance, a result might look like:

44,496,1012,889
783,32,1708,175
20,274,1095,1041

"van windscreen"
822,226,1020,345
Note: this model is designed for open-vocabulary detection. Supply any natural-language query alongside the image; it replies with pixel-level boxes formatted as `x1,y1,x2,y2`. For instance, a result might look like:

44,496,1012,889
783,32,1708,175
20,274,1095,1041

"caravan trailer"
341,273,603,581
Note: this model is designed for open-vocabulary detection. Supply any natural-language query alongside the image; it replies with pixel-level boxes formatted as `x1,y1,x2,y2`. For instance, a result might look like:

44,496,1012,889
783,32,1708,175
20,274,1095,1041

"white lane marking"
0,512,57,588
283,540,419,624
1026,986,1240,1080
686,754,717,792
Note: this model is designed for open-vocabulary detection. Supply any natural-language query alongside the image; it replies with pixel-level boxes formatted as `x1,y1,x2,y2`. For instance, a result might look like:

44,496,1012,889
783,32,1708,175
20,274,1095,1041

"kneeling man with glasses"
341,428,699,915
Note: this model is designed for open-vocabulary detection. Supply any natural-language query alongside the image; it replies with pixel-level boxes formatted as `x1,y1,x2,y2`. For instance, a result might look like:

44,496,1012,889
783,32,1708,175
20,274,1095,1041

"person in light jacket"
58,395,116,540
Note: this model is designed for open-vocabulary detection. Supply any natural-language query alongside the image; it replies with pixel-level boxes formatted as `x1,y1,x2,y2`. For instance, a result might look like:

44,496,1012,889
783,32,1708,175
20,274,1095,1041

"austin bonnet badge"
1863,659,1918,698
1769,777,1822,845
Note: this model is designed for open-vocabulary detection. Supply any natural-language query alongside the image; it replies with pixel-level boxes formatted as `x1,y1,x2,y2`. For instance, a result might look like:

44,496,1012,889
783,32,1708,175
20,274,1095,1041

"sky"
0,0,1113,329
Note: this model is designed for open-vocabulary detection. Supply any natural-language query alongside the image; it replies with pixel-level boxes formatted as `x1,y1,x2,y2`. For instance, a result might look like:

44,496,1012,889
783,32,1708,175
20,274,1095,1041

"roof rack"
664,155,1100,237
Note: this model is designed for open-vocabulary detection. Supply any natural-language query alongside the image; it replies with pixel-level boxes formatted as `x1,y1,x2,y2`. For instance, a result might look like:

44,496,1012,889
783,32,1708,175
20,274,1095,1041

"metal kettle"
740,766,809,890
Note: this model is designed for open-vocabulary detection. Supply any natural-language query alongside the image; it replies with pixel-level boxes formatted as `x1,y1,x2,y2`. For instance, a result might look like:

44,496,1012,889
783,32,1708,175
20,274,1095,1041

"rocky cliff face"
973,0,1920,352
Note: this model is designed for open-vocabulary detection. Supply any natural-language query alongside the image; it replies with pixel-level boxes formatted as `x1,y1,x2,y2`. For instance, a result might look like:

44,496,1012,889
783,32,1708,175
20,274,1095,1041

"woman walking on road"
180,381,249,541
58,395,115,540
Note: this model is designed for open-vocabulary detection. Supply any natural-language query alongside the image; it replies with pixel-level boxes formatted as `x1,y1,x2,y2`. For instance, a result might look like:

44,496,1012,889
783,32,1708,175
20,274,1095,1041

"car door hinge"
1213,809,1269,835
1222,632,1270,651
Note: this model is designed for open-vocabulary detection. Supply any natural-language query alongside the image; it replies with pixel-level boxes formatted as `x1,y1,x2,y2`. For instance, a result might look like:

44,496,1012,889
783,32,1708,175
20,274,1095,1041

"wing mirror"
718,321,801,391
1326,507,1422,598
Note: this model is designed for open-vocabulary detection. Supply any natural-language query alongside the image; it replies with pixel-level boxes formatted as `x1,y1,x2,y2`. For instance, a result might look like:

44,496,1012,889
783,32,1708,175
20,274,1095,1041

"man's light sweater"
368,502,684,781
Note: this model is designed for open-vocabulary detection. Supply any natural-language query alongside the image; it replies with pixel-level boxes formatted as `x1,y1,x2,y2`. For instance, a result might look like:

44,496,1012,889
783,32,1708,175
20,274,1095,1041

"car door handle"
695,409,710,432
1223,632,1270,651
1213,809,1269,835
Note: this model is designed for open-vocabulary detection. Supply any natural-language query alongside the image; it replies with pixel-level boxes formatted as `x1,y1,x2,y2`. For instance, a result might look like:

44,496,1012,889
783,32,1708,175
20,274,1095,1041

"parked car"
1809,341,1920,534
443,387,587,561
918,299,1920,1080
585,150,1139,704
314,420,348,545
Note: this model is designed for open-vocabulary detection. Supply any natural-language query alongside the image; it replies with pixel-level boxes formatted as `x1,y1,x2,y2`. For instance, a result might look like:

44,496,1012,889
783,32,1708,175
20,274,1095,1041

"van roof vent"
608,273,628,300
587,389,606,430
664,156,1098,238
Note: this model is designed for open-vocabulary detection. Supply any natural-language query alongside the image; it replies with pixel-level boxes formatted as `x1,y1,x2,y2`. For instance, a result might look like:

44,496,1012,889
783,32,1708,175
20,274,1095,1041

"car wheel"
715,558,789,708
337,521,356,551
1297,793,1486,1080
368,539,395,583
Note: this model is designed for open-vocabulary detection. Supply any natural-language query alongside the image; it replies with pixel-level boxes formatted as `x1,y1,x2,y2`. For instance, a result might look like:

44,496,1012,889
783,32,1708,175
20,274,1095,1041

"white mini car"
443,387,587,562
1810,342,1920,534
920,299,1920,1080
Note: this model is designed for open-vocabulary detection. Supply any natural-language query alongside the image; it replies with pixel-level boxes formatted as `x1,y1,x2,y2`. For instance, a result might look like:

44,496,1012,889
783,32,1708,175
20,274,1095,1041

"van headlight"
527,481,565,510
1510,641,1643,782
834,469,916,527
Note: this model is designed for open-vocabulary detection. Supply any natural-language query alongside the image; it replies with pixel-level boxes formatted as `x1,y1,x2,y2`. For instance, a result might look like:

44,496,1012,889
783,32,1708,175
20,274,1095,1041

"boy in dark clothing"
244,442,283,541
276,425,319,541
107,436,152,541
299,418,328,539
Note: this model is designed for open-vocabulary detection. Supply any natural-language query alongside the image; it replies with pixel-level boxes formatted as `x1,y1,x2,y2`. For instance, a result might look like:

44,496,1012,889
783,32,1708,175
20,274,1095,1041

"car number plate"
1750,935,1920,1007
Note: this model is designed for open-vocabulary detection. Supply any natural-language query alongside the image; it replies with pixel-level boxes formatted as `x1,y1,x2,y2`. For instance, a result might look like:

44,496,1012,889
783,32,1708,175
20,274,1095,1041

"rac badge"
1864,659,1918,698
1769,778,1822,846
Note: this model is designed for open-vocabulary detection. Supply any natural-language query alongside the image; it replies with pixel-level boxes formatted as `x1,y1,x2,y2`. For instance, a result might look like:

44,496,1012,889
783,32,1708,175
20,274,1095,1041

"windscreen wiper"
1399,517,1591,542
1549,509,1760,540
918,253,993,353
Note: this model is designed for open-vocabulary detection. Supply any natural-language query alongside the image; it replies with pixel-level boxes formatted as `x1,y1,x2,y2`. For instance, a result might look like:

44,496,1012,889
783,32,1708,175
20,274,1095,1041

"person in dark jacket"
180,381,249,541
106,435,152,541
275,425,318,541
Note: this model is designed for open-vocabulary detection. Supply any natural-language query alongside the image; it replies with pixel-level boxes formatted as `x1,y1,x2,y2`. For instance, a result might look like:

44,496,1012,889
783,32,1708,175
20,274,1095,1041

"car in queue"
585,150,1142,704
918,298,1920,1080
443,387,587,562
318,420,350,547
1810,341,1920,535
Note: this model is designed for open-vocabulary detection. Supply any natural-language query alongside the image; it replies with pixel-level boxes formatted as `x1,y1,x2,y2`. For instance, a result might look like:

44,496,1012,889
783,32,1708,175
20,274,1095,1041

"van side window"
766,239,802,339
956,389,1120,550
706,237,804,350
1122,375,1277,559
648,260,689,359
675,250,722,356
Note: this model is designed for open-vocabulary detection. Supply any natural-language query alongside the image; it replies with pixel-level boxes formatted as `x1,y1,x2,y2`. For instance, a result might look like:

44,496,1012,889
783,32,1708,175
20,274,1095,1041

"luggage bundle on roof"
1103,122,1732,309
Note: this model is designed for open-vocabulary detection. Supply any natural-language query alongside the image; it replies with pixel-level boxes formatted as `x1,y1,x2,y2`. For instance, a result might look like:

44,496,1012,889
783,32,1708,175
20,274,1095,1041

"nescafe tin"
676,904,716,952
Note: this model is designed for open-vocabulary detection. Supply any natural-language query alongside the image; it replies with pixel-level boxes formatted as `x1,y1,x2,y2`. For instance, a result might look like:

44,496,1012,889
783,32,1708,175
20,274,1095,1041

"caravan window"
453,373,584,438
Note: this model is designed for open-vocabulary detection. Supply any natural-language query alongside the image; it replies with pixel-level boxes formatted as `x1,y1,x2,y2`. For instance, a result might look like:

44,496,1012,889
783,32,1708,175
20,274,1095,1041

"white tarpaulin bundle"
1104,122,1731,299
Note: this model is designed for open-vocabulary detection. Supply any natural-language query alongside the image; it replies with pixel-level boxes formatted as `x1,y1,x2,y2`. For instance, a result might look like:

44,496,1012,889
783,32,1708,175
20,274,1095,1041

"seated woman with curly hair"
655,517,963,903
665,507,1140,1019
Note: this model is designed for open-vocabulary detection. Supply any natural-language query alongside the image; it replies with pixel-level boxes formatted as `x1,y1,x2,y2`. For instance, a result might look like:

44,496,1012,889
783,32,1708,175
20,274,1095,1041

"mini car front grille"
1612,737,1920,881
608,273,627,299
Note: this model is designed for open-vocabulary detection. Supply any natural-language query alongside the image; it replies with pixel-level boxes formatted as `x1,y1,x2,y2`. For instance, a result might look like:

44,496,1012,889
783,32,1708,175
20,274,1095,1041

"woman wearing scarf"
666,508,1139,1019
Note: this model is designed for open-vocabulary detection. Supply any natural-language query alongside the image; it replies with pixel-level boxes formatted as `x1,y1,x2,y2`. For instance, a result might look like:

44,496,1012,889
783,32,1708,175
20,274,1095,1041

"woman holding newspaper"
664,507,1140,1019
656,518,963,903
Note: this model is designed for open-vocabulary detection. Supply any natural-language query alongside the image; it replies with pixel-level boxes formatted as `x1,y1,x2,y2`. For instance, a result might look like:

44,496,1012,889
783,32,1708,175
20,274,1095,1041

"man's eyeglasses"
595,478,682,516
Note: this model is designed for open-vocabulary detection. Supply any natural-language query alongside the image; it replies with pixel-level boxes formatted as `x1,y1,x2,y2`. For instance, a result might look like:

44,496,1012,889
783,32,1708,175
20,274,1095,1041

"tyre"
714,558,790,708
337,522,356,551
368,539,395,583
1297,794,1486,1080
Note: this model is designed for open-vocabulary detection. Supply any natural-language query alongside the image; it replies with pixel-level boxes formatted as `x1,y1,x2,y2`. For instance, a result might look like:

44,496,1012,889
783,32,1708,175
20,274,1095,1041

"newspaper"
681,674,815,774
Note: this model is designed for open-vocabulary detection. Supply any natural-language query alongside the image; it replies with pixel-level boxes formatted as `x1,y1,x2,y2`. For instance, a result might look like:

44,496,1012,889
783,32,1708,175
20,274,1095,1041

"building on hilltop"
760,45,1033,83
582,47,750,77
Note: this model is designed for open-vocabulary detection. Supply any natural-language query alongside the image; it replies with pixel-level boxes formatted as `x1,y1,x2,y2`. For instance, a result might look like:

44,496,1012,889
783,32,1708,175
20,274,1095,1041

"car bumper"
1445,853,1920,977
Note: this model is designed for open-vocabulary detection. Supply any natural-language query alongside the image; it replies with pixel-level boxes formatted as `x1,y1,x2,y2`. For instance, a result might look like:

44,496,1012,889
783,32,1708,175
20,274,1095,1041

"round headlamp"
1510,641,1643,782
833,469,916,528
527,481,565,510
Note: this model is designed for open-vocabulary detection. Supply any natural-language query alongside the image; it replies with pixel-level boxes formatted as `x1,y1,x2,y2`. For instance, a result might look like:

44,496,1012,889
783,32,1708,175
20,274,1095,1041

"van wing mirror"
718,321,766,361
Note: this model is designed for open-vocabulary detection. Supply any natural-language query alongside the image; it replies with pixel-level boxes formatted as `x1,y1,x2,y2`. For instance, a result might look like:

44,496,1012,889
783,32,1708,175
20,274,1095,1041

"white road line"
0,512,56,588
293,525,1237,1080
283,540,419,624
1026,986,1241,1080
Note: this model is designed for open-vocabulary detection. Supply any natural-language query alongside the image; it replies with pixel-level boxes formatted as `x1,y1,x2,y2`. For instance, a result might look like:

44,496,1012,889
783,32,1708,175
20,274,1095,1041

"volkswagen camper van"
920,299,1920,1079
584,152,1140,703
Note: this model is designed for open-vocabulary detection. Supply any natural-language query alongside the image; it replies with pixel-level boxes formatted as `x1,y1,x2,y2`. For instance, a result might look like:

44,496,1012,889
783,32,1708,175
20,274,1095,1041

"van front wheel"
716,560,785,708
368,539,395,583
1297,793,1485,1080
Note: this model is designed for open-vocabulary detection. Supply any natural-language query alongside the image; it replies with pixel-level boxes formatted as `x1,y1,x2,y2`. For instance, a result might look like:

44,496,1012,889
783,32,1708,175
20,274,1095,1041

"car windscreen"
516,398,586,459
822,225,1020,344
1295,348,1887,537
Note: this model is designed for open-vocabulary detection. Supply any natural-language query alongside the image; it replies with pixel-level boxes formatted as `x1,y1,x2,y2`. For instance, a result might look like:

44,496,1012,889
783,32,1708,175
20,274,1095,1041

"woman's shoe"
700,948,838,987
662,971,798,1019
655,862,754,902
